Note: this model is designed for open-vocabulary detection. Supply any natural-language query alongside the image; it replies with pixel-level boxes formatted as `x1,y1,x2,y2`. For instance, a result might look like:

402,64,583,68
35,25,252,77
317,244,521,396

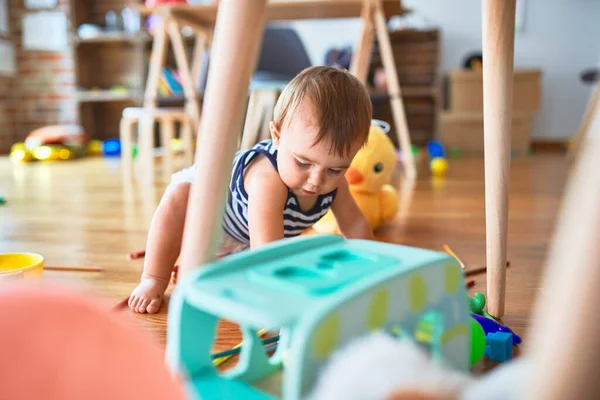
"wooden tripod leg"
178,0,268,280
138,18,168,184
161,116,175,177
167,21,202,132
349,0,374,84
120,115,134,183
143,18,168,109
180,116,194,167
372,1,416,179
482,0,516,318
240,90,263,150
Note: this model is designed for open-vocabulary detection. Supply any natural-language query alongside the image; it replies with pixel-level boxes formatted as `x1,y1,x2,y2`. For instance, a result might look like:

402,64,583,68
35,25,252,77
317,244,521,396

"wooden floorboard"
0,153,568,369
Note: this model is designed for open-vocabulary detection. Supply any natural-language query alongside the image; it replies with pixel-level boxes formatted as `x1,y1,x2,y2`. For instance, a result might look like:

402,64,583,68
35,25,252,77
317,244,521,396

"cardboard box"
448,69,542,115
439,111,532,154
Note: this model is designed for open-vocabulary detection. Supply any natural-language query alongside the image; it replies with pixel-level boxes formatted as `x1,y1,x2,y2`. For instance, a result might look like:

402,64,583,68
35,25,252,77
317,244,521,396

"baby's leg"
129,182,191,314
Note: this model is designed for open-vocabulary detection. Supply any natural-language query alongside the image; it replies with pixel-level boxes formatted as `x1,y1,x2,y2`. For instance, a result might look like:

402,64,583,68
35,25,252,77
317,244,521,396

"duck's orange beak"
345,167,364,185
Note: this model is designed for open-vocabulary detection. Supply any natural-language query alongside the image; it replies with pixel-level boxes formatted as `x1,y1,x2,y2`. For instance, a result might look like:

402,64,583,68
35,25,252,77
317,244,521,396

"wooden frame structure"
140,0,417,180
162,0,513,318
170,0,600,394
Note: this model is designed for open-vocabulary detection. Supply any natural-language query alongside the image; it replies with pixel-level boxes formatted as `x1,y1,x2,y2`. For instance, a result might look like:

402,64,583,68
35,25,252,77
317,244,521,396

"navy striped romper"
223,140,337,244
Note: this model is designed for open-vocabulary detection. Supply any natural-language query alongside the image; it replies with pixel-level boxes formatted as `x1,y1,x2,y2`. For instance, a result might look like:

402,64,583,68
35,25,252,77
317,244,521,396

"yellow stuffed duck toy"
313,122,398,234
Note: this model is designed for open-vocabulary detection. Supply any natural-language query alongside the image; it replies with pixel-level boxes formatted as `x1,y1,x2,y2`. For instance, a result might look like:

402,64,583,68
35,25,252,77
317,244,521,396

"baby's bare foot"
128,276,169,314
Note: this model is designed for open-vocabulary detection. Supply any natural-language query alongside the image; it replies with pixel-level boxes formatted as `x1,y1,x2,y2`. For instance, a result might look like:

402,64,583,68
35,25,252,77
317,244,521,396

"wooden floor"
0,152,568,365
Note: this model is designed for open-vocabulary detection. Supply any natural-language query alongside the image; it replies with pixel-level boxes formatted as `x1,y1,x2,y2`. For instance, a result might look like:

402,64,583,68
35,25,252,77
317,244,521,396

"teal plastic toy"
167,235,472,400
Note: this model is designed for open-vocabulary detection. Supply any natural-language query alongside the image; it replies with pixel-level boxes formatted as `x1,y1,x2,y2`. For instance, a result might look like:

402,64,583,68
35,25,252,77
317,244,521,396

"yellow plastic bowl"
0,253,44,281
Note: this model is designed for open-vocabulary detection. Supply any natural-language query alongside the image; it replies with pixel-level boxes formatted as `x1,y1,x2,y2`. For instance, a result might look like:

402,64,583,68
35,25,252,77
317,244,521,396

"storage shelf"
77,89,140,103
74,32,151,44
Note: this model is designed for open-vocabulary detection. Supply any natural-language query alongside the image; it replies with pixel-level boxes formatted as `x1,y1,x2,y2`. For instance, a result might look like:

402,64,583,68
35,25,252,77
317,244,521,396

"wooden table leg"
372,1,416,180
482,0,516,318
178,0,268,280
349,0,374,84
167,20,202,132
524,114,600,400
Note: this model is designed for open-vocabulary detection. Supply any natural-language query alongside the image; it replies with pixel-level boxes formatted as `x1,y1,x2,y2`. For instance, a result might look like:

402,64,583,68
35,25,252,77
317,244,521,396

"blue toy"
102,139,121,157
427,140,445,158
471,313,522,344
485,331,513,362
166,235,473,400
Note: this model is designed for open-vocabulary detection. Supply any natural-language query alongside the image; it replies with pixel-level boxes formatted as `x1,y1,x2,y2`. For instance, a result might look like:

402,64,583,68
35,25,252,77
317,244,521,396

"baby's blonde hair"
273,66,373,157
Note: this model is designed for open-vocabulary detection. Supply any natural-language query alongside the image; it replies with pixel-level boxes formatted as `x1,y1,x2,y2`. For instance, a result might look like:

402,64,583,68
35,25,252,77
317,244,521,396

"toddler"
129,66,376,313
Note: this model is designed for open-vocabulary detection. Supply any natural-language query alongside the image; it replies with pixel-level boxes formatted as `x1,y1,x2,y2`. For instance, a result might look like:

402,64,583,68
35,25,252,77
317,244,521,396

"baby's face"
271,104,363,198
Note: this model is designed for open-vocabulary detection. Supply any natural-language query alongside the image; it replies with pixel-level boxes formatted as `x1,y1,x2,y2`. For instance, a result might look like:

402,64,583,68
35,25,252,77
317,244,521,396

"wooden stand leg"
120,116,134,182
161,117,175,177
137,114,156,184
260,90,278,141
349,1,374,84
372,2,416,179
167,21,202,132
179,0,268,280
180,117,194,167
138,18,168,184
482,0,516,318
240,90,263,150
144,19,168,109
524,119,600,400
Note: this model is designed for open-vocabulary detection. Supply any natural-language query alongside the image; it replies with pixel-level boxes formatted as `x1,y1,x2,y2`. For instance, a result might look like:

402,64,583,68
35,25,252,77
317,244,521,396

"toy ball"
430,157,448,177
426,140,445,158
10,142,34,163
87,140,104,156
470,317,486,366
102,139,122,157
33,145,74,161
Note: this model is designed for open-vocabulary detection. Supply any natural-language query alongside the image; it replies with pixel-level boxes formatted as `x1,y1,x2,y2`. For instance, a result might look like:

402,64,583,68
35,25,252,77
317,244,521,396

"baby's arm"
244,158,289,248
330,178,374,240
129,183,190,314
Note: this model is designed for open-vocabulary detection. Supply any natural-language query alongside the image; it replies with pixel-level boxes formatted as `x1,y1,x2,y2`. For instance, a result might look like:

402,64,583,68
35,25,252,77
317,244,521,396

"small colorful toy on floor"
427,140,449,178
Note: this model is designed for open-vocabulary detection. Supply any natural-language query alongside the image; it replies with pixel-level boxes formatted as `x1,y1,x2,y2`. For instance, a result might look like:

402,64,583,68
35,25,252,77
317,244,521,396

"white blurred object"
310,332,532,400
122,7,140,33
25,0,57,8
388,12,437,31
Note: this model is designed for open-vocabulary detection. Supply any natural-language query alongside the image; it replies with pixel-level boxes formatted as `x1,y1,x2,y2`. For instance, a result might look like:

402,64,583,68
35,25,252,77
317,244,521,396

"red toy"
145,0,188,7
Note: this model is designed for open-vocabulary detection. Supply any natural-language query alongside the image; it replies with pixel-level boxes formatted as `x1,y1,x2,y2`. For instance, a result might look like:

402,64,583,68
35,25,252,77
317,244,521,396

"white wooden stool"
120,107,195,183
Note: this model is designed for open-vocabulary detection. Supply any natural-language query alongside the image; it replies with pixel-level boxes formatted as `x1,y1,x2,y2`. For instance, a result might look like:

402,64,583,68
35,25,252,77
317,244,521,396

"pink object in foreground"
0,283,184,400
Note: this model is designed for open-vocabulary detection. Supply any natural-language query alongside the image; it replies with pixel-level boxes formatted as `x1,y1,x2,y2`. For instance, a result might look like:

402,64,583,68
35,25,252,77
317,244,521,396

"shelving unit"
369,29,441,146
70,0,147,141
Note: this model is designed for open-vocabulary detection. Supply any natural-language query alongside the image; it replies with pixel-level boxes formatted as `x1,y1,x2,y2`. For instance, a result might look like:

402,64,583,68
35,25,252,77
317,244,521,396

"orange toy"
0,283,184,400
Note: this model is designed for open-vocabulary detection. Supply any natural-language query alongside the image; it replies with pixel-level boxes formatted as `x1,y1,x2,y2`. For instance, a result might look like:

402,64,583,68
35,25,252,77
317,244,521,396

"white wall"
290,0,600,139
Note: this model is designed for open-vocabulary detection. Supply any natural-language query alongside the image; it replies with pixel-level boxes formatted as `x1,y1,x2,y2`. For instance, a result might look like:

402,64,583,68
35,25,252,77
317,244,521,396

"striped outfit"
223,140,337,244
